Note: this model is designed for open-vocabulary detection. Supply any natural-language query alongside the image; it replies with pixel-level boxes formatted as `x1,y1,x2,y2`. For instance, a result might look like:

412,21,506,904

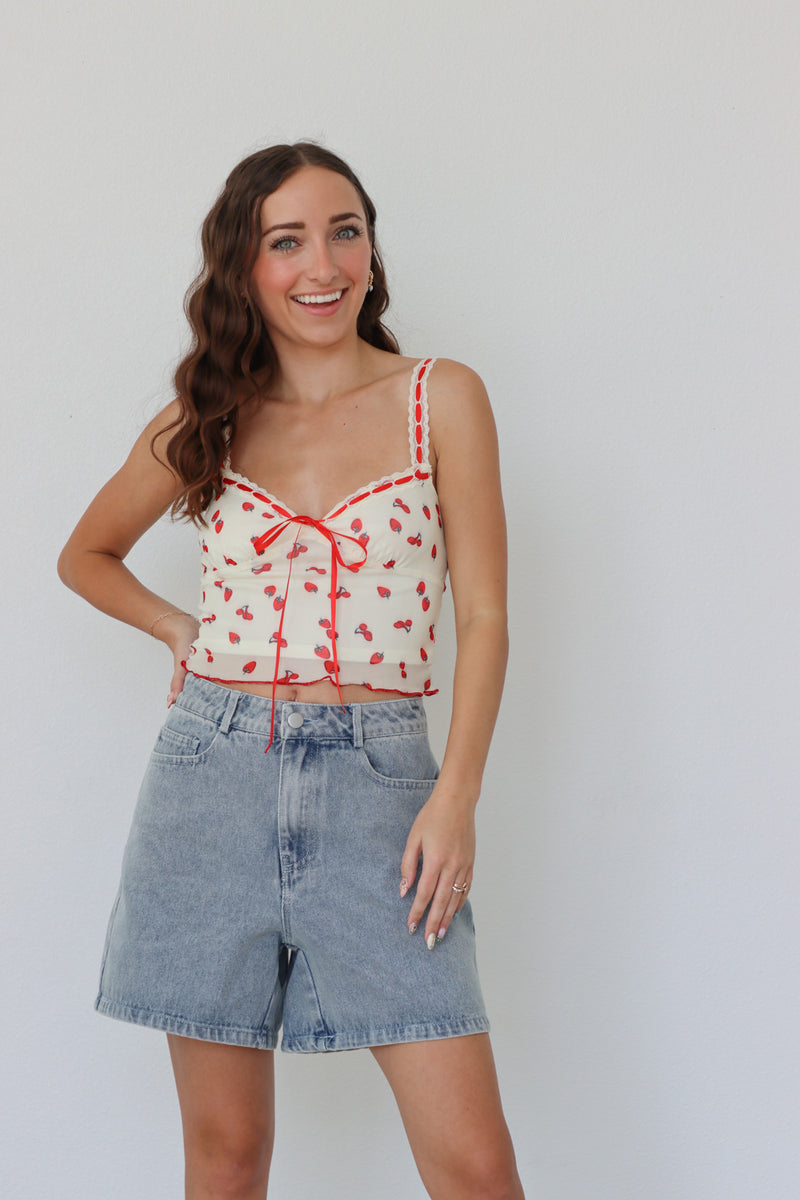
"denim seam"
95,995,279,1047
282,1013,490,1053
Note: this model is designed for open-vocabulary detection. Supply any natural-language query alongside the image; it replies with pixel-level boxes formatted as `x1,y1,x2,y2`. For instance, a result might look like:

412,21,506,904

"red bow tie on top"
251,514,369,752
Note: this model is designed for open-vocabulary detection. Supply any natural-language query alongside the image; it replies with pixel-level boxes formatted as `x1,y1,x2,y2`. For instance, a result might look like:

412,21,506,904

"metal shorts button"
287,711,304,729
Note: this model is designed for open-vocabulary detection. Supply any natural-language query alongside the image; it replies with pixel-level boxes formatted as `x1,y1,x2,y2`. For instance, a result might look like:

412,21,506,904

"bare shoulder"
426,358,496,457
141,396,185,465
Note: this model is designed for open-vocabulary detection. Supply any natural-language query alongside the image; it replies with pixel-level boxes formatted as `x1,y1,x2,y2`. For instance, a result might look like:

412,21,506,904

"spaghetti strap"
407,357,437,467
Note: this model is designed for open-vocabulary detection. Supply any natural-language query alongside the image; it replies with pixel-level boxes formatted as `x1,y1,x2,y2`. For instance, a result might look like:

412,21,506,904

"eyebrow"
261,212,363,237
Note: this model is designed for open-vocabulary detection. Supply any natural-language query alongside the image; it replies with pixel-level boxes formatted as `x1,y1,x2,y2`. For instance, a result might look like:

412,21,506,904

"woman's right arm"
57,400,200,702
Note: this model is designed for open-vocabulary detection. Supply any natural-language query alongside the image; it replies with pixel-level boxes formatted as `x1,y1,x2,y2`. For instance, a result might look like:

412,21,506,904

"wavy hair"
160,142,400,523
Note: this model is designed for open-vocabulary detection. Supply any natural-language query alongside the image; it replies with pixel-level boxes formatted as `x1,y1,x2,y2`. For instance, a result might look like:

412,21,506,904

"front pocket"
150,725,201,761
356,731,440,788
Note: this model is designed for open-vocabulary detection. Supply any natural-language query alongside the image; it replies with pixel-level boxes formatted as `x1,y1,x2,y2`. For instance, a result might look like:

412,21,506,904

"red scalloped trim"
221,468,432,523
186,668,437,697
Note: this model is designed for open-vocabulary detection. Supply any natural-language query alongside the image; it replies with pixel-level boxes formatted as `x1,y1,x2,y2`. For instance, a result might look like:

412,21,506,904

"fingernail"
408,922,418,935
437,926,447,940
399,878,408,898
166,693,176,708
426,932,437,951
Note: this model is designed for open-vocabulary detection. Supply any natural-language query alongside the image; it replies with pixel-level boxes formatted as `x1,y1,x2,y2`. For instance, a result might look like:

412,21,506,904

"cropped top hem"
185,668,438,697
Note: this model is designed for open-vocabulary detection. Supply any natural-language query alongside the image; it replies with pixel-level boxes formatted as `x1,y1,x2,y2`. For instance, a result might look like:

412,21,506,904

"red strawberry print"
422,504,431,520
407,533,422,547
211,510,220,523
307,566,327,574
229,632,241,645
242,502,255,512
424,679,431,690
272,595,285,611
389,517,402,533
252,563,272,574
383,560,396,569
201,590,206,603
215,519,224,534
214,579,224,590
236,605,253,621
354,623,373,641
377,586,391,599
369,651,384,665
319,618,339,640
224,587,233,601
350,518,363,533
416,581,426,596
304,581,318,593
205,649,214,662
314,644,329,659
264,585,276,597
393,498,411,514
269,633,289,647
399,661,407,679
224,556,238,566
429,624,435,641
324,659,336,674
435,504,442,527
201,541,209,553
393,619,412,633
357,532,369,546
242,661,256,674
420,647,428,662
422,596,431,612
431,544,437,559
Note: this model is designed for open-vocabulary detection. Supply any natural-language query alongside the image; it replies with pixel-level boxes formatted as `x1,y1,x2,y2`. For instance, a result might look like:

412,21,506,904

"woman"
59,142,523,1200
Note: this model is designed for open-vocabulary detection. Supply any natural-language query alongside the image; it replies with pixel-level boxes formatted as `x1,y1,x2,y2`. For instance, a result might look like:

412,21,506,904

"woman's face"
249,166,372,351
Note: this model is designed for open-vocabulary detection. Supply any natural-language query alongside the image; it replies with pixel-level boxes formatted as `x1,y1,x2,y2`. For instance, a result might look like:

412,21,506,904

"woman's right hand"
152,612,201,706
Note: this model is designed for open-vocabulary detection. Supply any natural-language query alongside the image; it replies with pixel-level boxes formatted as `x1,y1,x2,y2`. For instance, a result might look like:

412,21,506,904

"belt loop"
352,705,363,748
219,688,239,735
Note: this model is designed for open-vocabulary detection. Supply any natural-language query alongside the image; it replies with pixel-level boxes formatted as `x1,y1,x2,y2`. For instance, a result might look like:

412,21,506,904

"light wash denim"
96,673,489,1051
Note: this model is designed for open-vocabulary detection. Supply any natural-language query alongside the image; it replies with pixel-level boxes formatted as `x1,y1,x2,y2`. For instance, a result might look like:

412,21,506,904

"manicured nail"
426,932,437,951
437,926,447,941
408,922,418,935
399,878,409,898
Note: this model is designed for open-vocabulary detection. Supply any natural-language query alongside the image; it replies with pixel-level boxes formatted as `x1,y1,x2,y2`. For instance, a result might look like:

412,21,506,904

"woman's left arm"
400,359,508,947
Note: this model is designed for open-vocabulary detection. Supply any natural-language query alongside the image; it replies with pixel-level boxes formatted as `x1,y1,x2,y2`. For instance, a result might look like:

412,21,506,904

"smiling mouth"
292,289,346,305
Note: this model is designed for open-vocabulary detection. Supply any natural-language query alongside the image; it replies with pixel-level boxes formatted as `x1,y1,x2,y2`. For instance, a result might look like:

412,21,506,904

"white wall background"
3,2,799,1197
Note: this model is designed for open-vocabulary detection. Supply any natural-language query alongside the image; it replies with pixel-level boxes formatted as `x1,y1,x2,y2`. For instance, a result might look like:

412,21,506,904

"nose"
307,237,338,284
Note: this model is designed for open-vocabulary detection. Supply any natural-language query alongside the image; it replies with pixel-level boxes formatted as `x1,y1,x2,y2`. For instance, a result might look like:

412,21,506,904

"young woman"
59,142,523,1200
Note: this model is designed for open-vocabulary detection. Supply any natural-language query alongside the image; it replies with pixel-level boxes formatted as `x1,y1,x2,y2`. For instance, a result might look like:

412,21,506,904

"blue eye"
270,236,297,252
335,225,362,241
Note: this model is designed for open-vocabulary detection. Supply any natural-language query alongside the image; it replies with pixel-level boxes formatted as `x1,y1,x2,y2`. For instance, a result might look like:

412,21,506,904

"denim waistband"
179,672,428,743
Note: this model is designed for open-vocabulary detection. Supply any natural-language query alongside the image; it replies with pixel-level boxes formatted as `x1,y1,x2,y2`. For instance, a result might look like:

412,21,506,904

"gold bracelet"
148,610,188,637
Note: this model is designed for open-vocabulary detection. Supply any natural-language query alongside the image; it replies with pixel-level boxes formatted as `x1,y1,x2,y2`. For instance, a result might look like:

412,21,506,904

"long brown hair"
161,142,400,523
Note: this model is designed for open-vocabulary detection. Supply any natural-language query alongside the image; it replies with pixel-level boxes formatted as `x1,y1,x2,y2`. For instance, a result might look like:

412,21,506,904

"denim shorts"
96,673,489,1052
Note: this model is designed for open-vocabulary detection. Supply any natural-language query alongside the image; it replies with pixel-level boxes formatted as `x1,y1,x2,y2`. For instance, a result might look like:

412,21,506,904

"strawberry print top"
186,357,447,704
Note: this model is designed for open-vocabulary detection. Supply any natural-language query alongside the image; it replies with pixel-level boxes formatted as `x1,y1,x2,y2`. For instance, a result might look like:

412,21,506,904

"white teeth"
293,290,343,305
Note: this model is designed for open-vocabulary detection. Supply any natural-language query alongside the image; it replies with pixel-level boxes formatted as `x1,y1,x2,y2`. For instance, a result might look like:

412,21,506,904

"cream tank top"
185,357,447,699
